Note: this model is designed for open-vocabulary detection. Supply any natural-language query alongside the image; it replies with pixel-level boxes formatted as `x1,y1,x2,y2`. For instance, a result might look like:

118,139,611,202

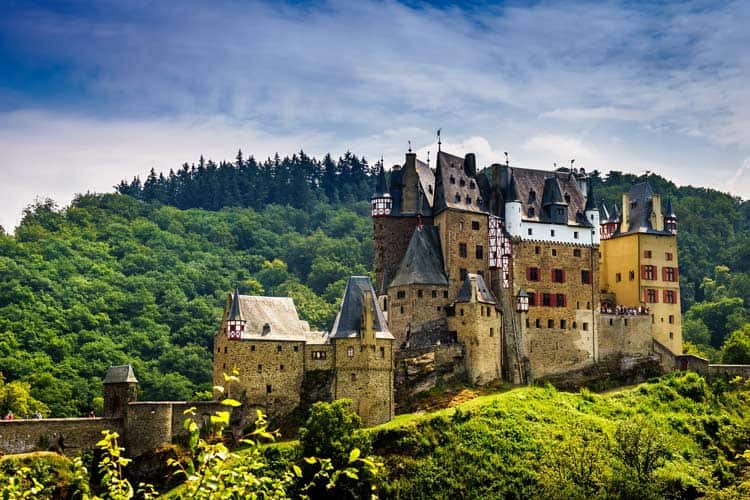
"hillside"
1,150,750,416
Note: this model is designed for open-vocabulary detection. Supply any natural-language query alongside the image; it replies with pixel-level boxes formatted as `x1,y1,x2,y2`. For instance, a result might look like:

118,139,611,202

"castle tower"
599,183,682,354
103,365,138,418
370,164,392,217
227,288,246,340
504,174,522,237
448,273,502,384
330,276,394,426
584,179,600,245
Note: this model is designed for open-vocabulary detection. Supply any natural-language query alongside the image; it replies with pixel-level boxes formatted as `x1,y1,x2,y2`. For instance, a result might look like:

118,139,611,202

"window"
646,288,658,303
470,180,475,189
459,222,464,231
573,249,581,257
581,270,591,284
450,175,455,184
528,207,535,217
664,290,677,304
397,290,406,299
224,346,227,354
535,319,541,328
489,328,494,337
574,231,579,239
266,384,272,394
277,345,282,352
476,245,484,259
669,315,675,324
528,228,533,236
616,272,622,282
280,364,284,371
351,373,356,382
528,292,536,306
665,252,673,261
564,193,571,203
460,178,466,187
312,351,327,360
663,267,677,282
417,289,423,298
644,250,652,258
443,290,449,298
528,190,536,203
556,294,566,307
293,345,299,352
552,269,565,283
400,306,404,313
380,346,385,358
347,347,354,358
560,319,567,329
535,246,541,255
543,293,552,306
548,319,554,328
642,265,656,280
460,268,467,280
455,193,461,203
550,229,556,237
527,267,540,281
582,322,589,331
629,270,635,281
466,195,472,204
471,220,480,230
432,290,437,298
572,321,577,329
460,308,464,316
669,332,674,340
459,243,468,258
551,249,557,256
257,364,262,373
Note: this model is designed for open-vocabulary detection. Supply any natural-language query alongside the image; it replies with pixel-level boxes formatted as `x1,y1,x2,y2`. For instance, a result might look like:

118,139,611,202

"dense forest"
1,150,749,416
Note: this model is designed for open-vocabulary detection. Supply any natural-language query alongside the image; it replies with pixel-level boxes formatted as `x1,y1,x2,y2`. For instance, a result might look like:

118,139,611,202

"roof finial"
408,140,412,153
437,128,441,152
427,150,430,166
571,158,575,168
504,151,509,166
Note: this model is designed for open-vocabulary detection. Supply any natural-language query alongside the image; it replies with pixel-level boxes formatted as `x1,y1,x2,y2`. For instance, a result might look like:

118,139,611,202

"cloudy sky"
1,0,749,230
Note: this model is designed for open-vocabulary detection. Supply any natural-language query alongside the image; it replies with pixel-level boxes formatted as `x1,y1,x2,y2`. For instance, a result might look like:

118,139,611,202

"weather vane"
437,129,442,152
408,140,412,153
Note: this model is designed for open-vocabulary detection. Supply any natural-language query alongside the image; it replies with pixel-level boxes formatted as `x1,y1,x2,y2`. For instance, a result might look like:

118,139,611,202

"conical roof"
665,198,676,218
390,226,448,287
330,276,393,339
104,365,138,384
600,202,610,221
455,273,496,304
584,178,597,211
228,288,244,321
541,176,566,206
506,173,520,202
372,164,389,198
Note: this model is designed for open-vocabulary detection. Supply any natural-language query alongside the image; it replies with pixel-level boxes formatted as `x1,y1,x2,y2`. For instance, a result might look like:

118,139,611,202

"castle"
214,147,685,426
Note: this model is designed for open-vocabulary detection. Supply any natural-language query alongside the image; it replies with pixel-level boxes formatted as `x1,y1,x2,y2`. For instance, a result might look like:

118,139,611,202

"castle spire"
507,173,521,202
584,178,597,212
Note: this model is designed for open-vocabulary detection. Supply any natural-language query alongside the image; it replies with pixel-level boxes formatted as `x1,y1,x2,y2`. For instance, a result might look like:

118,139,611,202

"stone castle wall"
449,302,502,384
387,284,449,347
214,335,305,419
374,216,424,293
394,344,465,408
434,211,489,300
598,314,652,358
0,417,123,456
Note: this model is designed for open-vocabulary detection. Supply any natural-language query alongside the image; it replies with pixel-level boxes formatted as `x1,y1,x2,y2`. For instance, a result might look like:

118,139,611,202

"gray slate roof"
330,276,393,339
511,167,590,226
619,182,671,236
390,226,448,287
415,159,436,208
455,273,497,304
433,151,487,214
104,365,138,384
229,295,310,341
228,288,243,321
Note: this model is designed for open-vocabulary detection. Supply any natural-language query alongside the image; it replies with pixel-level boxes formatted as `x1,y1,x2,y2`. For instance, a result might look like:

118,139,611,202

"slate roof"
415,159,435,208
584,178,597,211
542,176,566,206
228,288,243,321
389,226,448,287
330,276,393,339
455,273,497,304
373,164,389,197
665,198,676,218
619,182,671,236
433,151,487,214
104,365,138,384
229,295,310,341
510,167,590,226
386,156,435,216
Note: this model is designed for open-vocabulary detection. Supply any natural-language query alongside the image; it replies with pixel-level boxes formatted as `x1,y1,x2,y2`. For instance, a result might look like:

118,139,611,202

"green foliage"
0,372,49,417
722,324,750,364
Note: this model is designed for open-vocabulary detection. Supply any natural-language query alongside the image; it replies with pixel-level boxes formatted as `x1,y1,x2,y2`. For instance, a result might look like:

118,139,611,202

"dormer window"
564,193,571,203
528,190,536,203
631,201,637,209
428,185,433,193
450,175,456,184
528,207,535,217
465,195,472,204
455,193,461,202
460,178,466,187
262,323,271,336
469,181,475,189
477,198,483,206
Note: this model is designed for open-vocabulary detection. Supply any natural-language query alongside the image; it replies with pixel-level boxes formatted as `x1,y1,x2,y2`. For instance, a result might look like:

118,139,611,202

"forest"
1,149,749,416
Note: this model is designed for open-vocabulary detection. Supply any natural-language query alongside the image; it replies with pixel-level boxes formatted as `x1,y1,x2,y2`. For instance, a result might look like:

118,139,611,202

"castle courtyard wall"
449,303,502,384
0,418,123,456
434,211,489,300
387,284,449,347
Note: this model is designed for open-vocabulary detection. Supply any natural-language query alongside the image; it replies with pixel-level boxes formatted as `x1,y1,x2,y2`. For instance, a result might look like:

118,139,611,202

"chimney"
651,193,663,231
621,193,630,231
464,153,477,177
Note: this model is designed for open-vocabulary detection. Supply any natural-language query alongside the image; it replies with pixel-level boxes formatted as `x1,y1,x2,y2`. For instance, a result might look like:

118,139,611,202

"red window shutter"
675,268,679,281
653,266,658,279
640,265,646,279
563,295,567,307
562,270,567,283
526,268,531,280
662,268,666,281
674,291,679,303
644,289,648,302
550,294,557,307
662,290,667,302
654,290,659,303
551,269,555,281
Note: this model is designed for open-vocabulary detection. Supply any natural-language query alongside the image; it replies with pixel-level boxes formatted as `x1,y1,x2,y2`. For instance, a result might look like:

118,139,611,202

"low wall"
0,417,123,456
598,314,652,359
707,364,750,380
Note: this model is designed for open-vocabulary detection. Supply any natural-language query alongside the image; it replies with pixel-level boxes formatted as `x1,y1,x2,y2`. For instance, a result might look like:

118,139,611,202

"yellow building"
599,183,681,354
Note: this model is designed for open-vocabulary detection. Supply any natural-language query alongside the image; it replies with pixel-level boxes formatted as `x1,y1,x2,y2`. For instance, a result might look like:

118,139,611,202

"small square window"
548,319,554,328
644,250,652,258
535,246,540,255
573,249,581,257
582,322,589,331
266,384,272,394
471,220,480,230
550,229,555,237
432,290,437,298
574,231,579,239
277,345,282,352
280,364,284,371
528,228,533,235
560,319,567,329
417,289,423,298
551,249,557,256
443,290,449,298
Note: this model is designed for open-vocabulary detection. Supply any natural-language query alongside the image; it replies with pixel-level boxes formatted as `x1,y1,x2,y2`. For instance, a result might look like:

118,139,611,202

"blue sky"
1,0,749,230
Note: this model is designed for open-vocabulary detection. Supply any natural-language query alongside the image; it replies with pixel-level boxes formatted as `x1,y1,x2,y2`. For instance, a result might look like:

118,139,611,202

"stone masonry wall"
332,337,394,426
394,344,465,407
0,418,123,456
598,314,652,359
449,303,502,384
214,336,305,419
434,212,489,300
387,284,449,347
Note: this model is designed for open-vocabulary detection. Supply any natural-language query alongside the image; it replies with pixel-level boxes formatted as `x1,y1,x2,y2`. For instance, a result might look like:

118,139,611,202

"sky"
1,0,749,231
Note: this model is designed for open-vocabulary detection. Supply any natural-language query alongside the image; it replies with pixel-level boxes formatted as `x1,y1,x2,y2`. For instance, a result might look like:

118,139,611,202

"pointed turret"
541,176,568,224
504,173,523,236
507,173,521,202
371,164,392,217
227,288,246,339
331,276,393,340
584,178,597,212
664,198,677,234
